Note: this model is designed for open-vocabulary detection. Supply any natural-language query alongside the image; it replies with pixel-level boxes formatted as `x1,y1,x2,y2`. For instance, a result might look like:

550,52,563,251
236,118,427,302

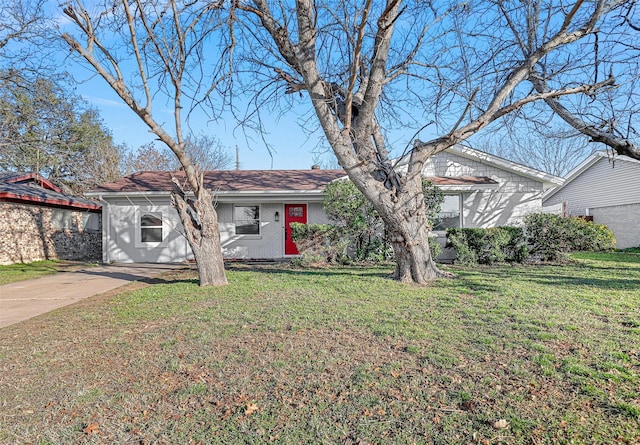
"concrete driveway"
0,263,184,328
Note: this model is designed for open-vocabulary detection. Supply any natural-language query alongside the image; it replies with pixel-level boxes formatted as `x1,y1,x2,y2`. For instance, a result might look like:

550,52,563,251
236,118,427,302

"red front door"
284,204,307,255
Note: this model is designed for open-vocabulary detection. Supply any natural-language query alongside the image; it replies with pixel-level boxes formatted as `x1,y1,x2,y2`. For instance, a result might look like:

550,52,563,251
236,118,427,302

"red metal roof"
0,172,101,211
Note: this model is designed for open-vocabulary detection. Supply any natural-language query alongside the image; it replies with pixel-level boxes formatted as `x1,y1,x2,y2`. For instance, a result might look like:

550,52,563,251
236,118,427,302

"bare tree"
0,1,44,64
121,143,177,174
234,0,638,284
122,136,232,174
184,134,233,171
61,0,229,286
475,124,593,177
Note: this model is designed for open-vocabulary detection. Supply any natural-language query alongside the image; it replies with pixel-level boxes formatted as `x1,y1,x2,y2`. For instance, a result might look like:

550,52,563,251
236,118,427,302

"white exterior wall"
102,197,328,262
543,156,640,215
425,151,545,228
589,203,640,249
219,202,282,259
97,150,554,263
102,196,191,263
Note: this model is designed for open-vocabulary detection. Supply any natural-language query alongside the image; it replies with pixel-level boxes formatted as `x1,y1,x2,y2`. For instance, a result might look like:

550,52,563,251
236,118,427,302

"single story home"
86,145,562,263
543,151,640,249
0,172,102,265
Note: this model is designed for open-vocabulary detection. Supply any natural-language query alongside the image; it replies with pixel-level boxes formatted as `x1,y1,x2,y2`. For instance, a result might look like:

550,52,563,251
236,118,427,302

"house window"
234,205,260,235
288,206,304,217
51,209,73,230
82,213,100,232
140,213,163,242
433,195,461,231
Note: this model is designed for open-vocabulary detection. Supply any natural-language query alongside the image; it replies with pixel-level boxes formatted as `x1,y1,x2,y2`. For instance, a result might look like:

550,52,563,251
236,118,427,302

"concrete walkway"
0,263,183,328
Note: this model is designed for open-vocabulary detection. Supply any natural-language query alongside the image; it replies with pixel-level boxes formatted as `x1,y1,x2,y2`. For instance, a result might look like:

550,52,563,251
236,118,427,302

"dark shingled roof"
0,172,101,211
89,170,498,194
90,170,348,193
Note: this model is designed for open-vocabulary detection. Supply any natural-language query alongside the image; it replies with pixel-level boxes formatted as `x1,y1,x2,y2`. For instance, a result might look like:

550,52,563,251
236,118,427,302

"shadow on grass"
225,263,393,280
525,275,640,290
473,266,640,291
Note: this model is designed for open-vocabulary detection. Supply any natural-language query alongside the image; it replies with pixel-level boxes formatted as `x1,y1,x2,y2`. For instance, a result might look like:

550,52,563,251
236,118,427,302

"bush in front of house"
289,223,349,266
446,226,528,265
446,214,615,265
316,179,444,263
524,213,615,261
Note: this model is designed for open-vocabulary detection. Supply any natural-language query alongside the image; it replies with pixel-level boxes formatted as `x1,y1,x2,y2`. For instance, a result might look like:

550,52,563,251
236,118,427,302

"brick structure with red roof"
1,173,102,264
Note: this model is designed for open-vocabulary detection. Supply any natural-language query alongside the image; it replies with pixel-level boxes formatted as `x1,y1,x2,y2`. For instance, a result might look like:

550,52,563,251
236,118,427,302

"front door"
284,204,307,255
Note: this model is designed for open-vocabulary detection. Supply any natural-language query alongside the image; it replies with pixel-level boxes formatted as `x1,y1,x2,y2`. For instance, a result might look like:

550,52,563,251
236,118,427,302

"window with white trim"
51,209,73,230
82,213,100,232
234,205,260,235
140,212,163,243
433,195,461,231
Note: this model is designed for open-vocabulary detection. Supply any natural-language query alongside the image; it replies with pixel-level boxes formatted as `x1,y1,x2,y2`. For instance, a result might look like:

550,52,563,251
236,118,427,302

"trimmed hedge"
446,214,615,265
289,223,348,266
290,222,443,266
446,227,527,265
524,213,615,261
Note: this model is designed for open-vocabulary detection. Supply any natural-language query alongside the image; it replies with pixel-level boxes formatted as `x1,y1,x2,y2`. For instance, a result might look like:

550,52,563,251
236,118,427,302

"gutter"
95,194,111,264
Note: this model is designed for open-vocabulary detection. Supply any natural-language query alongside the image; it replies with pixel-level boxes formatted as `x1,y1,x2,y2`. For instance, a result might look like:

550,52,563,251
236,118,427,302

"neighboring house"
0,172,102,265
87,145,562,264
543,151,640,249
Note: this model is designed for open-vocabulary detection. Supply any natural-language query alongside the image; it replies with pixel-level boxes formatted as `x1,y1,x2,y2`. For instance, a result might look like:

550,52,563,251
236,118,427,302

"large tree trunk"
172,179,227,287
385,210,443,284
374,178,449,284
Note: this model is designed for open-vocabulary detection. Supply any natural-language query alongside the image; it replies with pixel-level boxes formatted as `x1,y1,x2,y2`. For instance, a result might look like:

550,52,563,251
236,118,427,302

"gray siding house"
543,151,640,249
86,145,562,263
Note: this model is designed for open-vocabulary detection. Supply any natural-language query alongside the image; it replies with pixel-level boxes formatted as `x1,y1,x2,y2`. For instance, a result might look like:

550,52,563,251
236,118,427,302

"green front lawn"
0,253,638,444
0,260,95,285
0,260,63,285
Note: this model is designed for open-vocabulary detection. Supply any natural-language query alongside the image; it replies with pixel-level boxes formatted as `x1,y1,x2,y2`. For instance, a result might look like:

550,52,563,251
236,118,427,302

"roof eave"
0,192,101,211
450,145,564,185
437,184,499,191
87,189,327,200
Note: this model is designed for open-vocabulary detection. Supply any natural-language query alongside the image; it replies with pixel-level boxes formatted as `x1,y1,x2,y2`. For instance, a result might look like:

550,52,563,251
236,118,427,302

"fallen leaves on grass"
83,421,99,434
245,402,260,416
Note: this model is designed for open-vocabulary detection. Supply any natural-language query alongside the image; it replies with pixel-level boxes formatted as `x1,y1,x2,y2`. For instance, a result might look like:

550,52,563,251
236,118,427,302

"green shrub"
289,223,348,266
501,226,530,263
524,213,615,261
445,227,528,265
446,227,527,265
322,179,444,263
429,237,444,259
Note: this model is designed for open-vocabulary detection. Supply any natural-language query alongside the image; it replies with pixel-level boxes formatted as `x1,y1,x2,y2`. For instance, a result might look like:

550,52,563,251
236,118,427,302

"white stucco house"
86,145,562,263
543,151,640,249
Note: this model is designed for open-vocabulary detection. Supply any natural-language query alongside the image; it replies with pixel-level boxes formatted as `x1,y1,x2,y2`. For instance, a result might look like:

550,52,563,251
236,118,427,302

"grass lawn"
0,260,94,285
0,253,638,444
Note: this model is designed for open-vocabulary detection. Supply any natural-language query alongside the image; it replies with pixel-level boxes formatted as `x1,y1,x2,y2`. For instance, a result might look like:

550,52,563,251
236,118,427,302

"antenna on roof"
235,145,240,170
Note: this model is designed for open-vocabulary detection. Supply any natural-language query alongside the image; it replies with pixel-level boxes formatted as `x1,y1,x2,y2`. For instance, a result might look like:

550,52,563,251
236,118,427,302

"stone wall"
0,202,102,265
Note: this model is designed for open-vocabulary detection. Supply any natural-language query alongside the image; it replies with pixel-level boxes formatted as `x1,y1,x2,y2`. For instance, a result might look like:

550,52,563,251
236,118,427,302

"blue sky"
53,4,320,171
55,2,429,173
73,73,330,170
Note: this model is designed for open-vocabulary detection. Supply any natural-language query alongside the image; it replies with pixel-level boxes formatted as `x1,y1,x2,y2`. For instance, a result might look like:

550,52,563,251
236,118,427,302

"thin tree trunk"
172,180,227,287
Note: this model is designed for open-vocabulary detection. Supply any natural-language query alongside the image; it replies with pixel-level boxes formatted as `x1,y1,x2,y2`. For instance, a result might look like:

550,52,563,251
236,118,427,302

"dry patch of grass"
0,255,639,444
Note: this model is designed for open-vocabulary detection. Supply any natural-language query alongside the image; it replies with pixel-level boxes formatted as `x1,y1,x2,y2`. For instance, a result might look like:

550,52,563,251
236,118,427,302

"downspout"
97,194,111,263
